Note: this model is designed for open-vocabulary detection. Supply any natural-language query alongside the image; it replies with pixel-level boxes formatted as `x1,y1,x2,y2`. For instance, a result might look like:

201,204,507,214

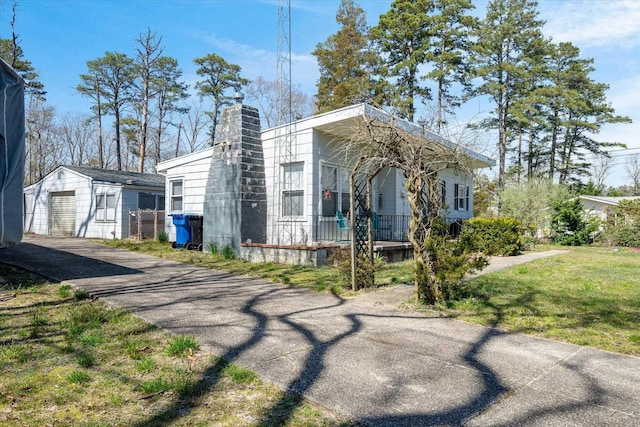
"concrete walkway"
2,236,638,426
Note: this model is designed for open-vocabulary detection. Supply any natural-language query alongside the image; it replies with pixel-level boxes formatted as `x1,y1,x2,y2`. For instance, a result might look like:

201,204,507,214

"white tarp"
0,58,25,248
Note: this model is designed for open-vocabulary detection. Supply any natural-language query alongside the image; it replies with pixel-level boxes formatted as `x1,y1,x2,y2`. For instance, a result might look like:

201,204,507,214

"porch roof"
262,103,495,169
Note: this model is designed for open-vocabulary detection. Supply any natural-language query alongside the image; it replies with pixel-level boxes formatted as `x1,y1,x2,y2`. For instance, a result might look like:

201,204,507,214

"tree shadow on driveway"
0,239,622,426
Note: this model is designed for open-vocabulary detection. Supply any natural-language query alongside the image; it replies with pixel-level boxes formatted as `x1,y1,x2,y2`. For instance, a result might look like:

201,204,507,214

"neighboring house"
23,165,165,239
580,195,640,220
156,147,213,242
158,103,494,249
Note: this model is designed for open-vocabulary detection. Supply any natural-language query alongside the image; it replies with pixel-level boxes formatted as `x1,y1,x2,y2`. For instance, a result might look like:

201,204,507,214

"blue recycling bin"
171,214,192,249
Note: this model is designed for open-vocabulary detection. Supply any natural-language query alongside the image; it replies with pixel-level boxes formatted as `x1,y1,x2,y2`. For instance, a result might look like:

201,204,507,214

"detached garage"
24,165,165,239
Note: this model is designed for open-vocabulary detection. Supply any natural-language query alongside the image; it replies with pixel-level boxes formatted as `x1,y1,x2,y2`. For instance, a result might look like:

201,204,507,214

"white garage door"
50,191,76,236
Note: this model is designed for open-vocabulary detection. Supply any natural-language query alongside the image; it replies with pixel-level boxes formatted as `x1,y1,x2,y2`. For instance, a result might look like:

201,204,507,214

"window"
321,164,350,217
282,163,304,217
138,192,165,210
95,193,116,222
454,184,469,211
170,179,183,212
440,180,446,206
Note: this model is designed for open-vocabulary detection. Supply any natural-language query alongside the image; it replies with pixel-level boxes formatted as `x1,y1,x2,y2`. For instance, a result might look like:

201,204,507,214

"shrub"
328,247,374,290
421,218,489,302
74,288,90,300
220,244,235,260
603,199,640,248
57,284,72,298
461,217,525,256
550,198,600,246
208,241,220,256
157,231,169,243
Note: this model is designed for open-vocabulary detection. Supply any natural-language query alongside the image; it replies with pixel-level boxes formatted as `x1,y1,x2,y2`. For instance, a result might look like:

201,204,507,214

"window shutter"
454,184,459,210
465,186,470,212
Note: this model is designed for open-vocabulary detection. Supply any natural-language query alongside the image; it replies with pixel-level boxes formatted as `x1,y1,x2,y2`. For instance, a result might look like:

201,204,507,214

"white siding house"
23,165,165,239
158,103,493,248
260,104,488,244
156,147,214,242
580,195,640,220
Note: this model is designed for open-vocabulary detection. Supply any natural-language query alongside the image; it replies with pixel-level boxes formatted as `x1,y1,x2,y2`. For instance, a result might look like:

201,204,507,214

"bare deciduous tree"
177,99,208,154
344,107,487,302
626,154,640,195
590,154,614,193
245,76,313,128
134,28,164,172
25,98,59,184
58,112,96,166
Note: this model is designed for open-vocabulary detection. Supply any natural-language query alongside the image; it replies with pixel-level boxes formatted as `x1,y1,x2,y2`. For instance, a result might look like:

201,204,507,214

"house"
23,165,165,239
0,58,25,248
155,147,214,242
158,102,494,263
580,195,640,220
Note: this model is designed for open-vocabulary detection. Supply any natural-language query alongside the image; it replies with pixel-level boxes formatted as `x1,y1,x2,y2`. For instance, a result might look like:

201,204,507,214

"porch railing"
314,214,465,243
314,214,411,243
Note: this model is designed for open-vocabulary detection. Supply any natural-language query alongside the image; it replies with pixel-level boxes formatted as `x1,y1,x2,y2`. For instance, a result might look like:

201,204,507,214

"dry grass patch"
0,264,351,426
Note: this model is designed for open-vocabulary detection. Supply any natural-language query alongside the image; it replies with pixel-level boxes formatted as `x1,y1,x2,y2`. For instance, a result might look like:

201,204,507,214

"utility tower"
271,0,299,245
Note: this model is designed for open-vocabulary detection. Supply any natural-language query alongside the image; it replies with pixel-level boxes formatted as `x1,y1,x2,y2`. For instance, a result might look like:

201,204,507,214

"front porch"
314,214,411,243
240,239,414,267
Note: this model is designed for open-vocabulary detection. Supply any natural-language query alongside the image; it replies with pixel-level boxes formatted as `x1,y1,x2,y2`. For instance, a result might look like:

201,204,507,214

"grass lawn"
439,245,640,356
0,264,350,426
101,239,640,357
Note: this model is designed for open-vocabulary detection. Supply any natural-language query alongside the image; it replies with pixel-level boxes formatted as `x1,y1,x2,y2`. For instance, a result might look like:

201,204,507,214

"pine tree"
312,0,384,113
471,0,545,193
193,53,249,145
424,0,477,133
77,52,136,171
370,0,434,121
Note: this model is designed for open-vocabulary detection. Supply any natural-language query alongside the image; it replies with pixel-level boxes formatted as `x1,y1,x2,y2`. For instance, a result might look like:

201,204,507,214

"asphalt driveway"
1,236,638,426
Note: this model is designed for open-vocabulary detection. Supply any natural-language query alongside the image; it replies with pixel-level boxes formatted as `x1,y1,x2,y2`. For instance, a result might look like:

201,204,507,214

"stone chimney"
202,102,266,254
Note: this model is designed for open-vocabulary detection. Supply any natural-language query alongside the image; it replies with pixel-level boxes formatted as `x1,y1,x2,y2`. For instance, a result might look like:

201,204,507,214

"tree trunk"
95,77,104,169
175,122,182,158
549,109,559,181
138,90,149,173
114,107,122,171
404,170,438,303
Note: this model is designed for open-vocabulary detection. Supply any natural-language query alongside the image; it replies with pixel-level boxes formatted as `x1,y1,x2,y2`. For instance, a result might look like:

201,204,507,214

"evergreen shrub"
461,217,525,256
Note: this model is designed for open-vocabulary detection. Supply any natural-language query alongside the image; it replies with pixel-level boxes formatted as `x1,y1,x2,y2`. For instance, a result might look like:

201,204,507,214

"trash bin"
187,215,203,251
170,213,191,249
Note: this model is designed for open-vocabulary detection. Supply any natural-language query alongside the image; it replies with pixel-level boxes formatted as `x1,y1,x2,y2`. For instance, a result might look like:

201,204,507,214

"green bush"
328,247,374,290
550,198,600,246
220,244,235,260
208,241,220,256
157,231,169,243
603,199,640,248
461,217,525,256
419,218,489,302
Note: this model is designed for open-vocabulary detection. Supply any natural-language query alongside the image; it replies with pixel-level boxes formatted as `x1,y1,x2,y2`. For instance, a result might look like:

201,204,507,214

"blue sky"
2,0,639,186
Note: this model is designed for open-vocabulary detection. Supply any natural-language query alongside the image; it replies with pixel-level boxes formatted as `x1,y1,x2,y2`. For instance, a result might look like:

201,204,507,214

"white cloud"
606,75,640,113
542,0,640,48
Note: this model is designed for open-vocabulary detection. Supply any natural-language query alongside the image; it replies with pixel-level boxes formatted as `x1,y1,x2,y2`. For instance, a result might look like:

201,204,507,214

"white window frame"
454,183,469,211
281,162,304,218
320,162,351,217
95,193,116,222
170,179,183,212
